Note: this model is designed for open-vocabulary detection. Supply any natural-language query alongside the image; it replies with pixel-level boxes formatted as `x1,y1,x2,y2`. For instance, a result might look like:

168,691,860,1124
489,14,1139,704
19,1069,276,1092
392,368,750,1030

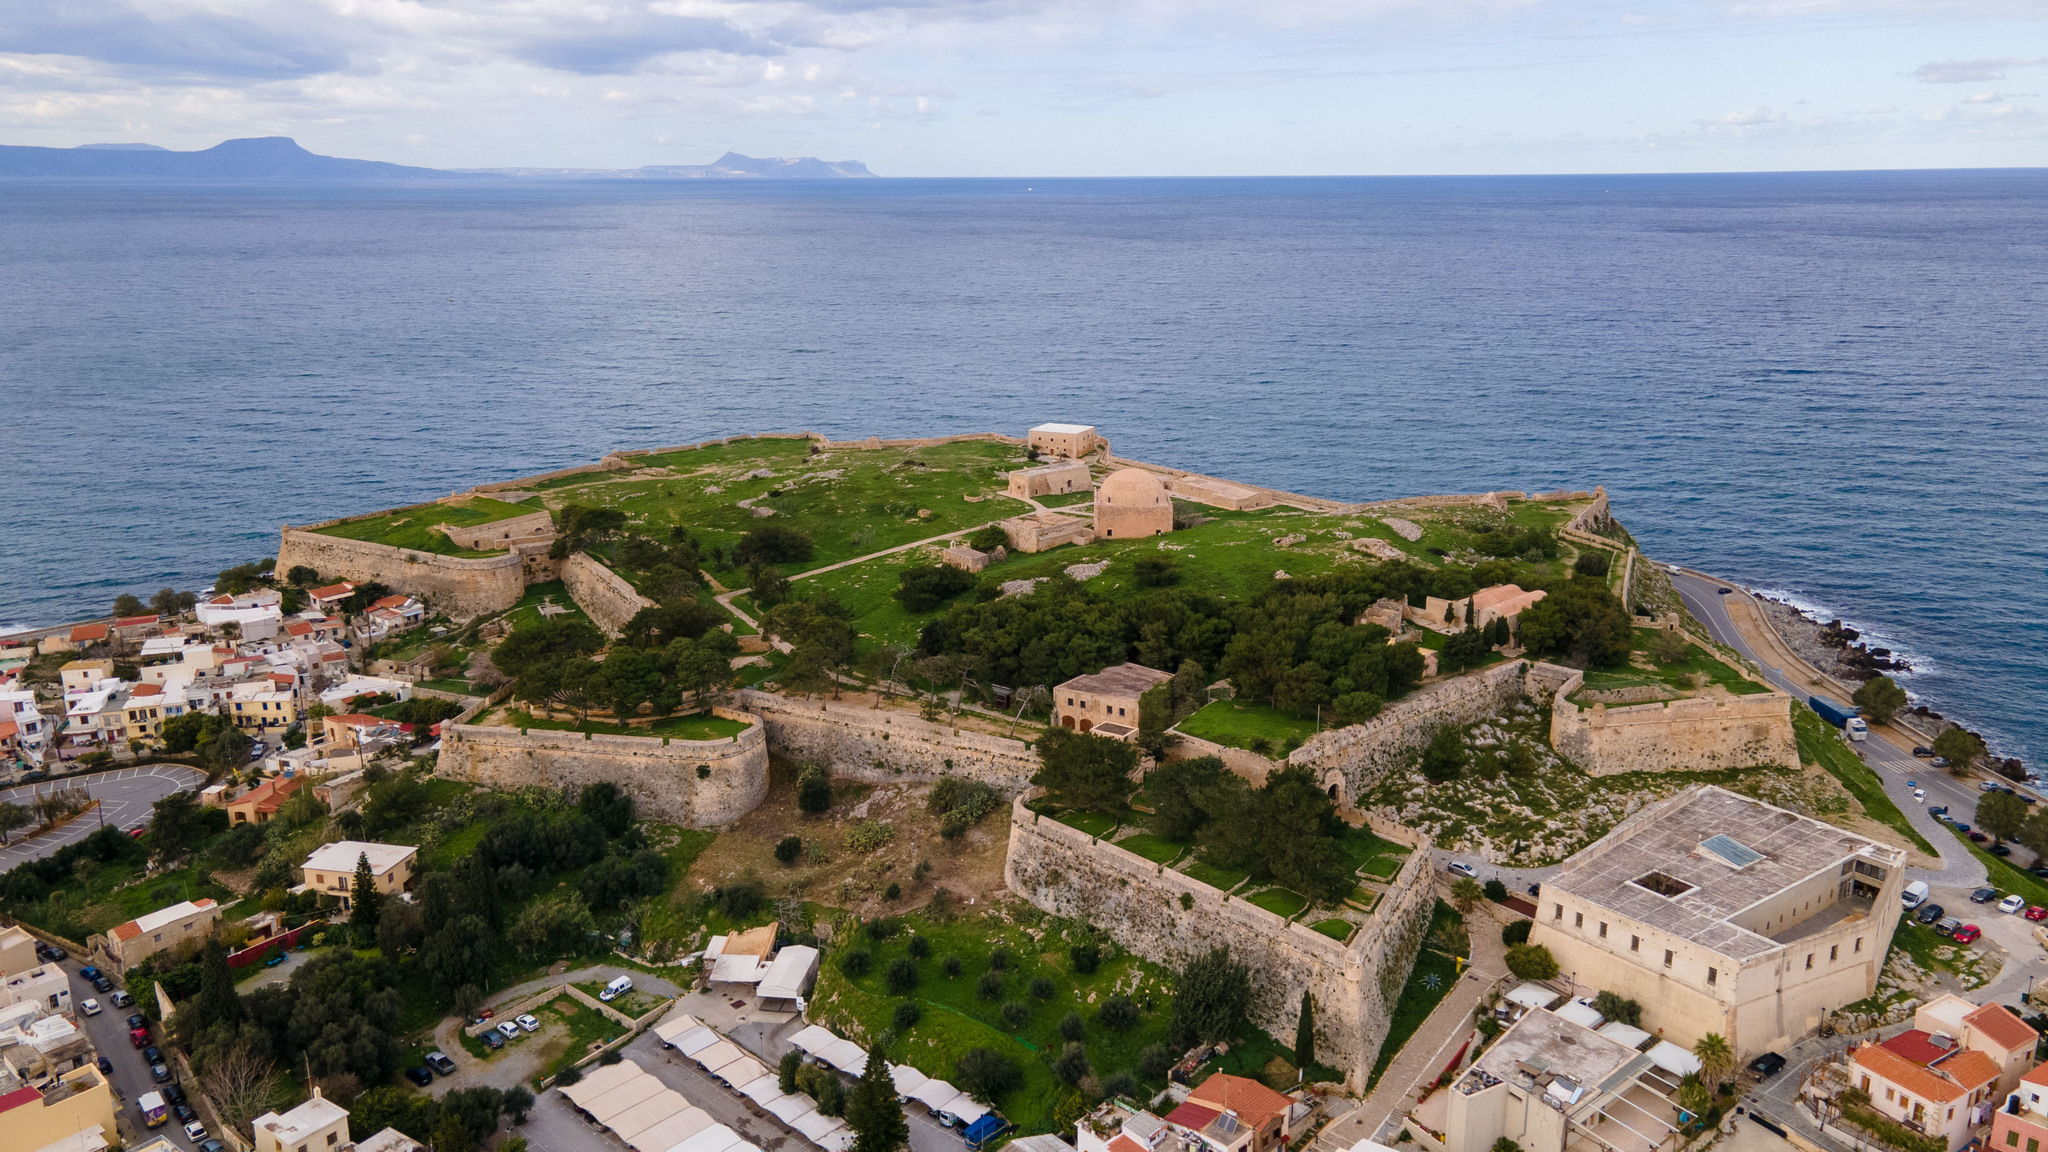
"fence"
226,920,325,969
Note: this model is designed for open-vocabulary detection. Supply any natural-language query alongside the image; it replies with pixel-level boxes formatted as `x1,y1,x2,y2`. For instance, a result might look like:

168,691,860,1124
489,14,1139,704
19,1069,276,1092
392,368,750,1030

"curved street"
0,764,205,869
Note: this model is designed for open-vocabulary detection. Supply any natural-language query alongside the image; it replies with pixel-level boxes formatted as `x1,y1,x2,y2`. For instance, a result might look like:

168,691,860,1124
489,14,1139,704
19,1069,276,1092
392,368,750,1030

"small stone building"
89,898,221,973
941,544,991,573
1094,468,1173,540
1052,662,1172,739
1472,584,1548,629
1007,459,1093,500
300,840,419,912
1000,511,1094,553
1028,423,1105,459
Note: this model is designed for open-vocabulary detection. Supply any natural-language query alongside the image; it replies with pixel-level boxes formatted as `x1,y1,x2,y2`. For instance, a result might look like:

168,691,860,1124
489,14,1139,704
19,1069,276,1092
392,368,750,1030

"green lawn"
1309,917,1356,942
311,496,537,554
1358,857,1403,880
1793,704,1937,855
1369,901,1464,1087
500,580,595,633
1345,886,1380,912
806,910,1179,1135
501,709,752,741
1244,888,1308,918
534,994,628,1084
1574,629,1771,701
1113,834,1187,865
1183,859,1249,892
1053,809,1119,838
1175,699,1319,758
1334,826,1411,875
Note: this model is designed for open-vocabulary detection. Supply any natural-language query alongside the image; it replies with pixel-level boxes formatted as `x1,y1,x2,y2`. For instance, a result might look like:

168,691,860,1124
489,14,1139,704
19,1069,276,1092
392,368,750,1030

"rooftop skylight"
1700,834,1763,869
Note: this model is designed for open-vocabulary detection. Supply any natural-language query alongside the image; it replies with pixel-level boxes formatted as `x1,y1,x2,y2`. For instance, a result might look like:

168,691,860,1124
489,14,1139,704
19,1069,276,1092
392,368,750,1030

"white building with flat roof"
253,1090,350,1152
300,841,418,911
1530,785,1905,1057
1028,423,1106,459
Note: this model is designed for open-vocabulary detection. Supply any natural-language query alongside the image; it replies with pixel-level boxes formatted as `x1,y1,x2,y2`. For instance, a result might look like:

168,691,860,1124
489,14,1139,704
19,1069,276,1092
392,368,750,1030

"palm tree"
1694,1032,1734,1086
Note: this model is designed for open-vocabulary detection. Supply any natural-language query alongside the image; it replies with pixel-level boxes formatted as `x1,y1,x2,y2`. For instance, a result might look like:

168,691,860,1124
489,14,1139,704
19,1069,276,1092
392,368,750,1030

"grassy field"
1053,809,1119,838
806,911,1179,1135
1369,901,1464,1087
1244,887,1308,918
1573,629,1771,701
501,580,594,632
311,496,537,554
1183,859,1249,892
1793,704,1937,856
1309,917,1355,942
1334,826,1411,877
1175,699,1319,758
499,708,752,741
1112,833,1188,865
532,994,628,1085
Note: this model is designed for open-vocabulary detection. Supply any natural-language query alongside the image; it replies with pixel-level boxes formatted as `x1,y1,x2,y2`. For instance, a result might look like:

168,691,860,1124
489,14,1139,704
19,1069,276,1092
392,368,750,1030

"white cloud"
1911,57,2048,84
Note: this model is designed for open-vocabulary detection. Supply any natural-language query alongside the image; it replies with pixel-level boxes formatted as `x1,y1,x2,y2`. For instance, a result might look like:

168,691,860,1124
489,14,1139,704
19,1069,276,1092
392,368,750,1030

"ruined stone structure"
1162,475,1273,511
941,545,992,573
1093,468,1173,540
1005,793,1437,1089
1546,666,1798,776
999,511,1095,554
1007,460,1092,500
733,689,1040,787
438,508,556,550
436,707,768,827
561,552,656,636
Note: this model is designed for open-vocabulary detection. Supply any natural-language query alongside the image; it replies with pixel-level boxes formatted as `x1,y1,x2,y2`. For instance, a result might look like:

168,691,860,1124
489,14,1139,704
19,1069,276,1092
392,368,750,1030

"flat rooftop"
1030,423,1095,434
1055,662,1173,698
1470,1007,1640,1095
1547,786,1902,961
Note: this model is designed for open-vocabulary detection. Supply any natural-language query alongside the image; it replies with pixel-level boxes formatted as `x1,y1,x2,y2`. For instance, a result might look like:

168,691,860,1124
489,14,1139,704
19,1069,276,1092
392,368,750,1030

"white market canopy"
711,955,767,984
817,1039,871,1075
1505,983,1562,1012
562,1060,641,1104
758,946,821,1001
630,1109,715,1152
738,1075,786,1107
814,1132,855,1152
670,1125,748,1152
1648,1041,1703,1078
790,1025,839,1055
766,1095,819,1125
939,1096,989,1125
715,1055,769,1087
889,1064,930,1097
693,1040,749,1075
673,1027,722,1057
655,1014,704,1044
1554,1000,1605,1030
907,1081,967,1113
790,1112,848,1142
1597,1022,1653,1050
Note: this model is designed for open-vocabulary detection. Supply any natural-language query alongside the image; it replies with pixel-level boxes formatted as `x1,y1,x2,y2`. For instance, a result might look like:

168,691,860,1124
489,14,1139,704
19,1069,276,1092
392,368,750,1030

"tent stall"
766,1094,819,1125
1596,1022,1653,1050
1647,1041,1703,1078
672,1124,749,1152
655,1014,705,1046
1553,999,1605,1030
627,1109,715,1152
889,1064,930,1097
789,1025,839,1055
757,946,821,1003
693,1040,749,1076
738,1075,787,1107
817,1039,871,1076
790,1111,849,1143
672,1027,722,1057
907,1080,967,1116
1503,983,1562,1013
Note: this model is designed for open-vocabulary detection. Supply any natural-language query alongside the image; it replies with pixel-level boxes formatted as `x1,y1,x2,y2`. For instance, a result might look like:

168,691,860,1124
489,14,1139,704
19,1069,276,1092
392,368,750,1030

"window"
1575,912,1584,929
1664,949,1674,968
1861,1076,1871,1094
1599,922,1608,938
1630,936,1640,952
328,1136,339,1147
2005,1132,2018,1147
153,933,162,943
1856,937,1863,953
1805,953,1813,970
1885,1088,1894,1102
1555,905,1564,921
1707,967,1718,986
2027,1138,2037,1152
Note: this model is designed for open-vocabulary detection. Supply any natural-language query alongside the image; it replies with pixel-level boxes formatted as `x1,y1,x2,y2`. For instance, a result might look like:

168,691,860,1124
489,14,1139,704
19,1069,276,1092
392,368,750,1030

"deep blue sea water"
2,172,2043,764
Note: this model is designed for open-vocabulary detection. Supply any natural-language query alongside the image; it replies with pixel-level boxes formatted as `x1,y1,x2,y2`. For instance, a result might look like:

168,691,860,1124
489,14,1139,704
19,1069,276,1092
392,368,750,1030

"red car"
2026,906,2048,922
129,1027,149,1048
1953,924,1983,944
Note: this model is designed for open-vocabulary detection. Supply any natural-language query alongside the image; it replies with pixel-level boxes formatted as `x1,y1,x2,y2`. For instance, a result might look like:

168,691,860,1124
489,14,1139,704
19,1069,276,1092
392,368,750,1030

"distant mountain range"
0,137,874,180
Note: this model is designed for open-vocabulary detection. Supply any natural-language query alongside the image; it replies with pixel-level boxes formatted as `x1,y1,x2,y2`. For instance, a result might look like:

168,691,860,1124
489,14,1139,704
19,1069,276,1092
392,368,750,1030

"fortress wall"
562,553,656,636
1551,686,1798,776
733,689,1039,788
274,529,527,618
1004,792,1436,1089
441,509,556,550
1103,455,1346,514
1287,661,1533,805
435,707,767,827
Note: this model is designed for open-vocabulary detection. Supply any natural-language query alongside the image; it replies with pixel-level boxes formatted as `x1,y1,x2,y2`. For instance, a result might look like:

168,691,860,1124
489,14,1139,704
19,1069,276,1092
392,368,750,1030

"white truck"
1845,717,1869,742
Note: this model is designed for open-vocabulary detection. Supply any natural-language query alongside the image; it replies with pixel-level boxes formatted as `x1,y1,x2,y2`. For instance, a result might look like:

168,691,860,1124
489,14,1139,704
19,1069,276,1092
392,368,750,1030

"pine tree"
1294,991,1315,1072
193,939,243,1030
847,1044,910,1152
351,851,382,931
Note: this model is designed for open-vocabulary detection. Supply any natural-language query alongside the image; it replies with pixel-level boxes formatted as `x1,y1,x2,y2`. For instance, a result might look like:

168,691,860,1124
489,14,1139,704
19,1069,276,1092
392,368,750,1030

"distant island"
0,137,874,180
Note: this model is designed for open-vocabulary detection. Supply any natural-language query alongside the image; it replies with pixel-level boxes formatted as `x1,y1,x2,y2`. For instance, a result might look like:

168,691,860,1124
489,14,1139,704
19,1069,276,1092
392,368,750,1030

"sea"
2,171,2043,766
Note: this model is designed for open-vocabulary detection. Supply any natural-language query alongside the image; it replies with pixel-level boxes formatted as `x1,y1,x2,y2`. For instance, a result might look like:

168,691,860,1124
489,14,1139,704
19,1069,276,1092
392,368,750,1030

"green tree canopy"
1032,727,1140,811
1934,727,1987,772
1977,791,2027,843
846,1046,910,1152
1170,946,1251,1048
1516,576,1633,669
1852,676,1908,727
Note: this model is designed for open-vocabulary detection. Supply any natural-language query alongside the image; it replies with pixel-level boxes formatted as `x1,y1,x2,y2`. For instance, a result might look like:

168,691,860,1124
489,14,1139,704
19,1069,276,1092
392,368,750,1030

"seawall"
1548,664,1799,775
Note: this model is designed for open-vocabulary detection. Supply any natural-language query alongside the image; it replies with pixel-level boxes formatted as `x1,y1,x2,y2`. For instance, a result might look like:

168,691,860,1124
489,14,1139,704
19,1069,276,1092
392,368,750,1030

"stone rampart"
1103,456,1345,514
1287,661,1532,805
733,690,1039,788
435,707,767,827
274,528,528,618
1004,792,1435,1089
440,509,556,550
562,553,656,636
1550,679,1798,776
1164,732,1279,784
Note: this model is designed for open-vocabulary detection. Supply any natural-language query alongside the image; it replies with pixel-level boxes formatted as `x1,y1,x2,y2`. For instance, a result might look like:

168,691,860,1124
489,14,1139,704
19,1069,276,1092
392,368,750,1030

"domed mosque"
1093,468,1173,539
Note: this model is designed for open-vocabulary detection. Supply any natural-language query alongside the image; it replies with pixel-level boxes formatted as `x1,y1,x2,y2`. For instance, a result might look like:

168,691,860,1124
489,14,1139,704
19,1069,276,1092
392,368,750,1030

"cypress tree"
193,939,243,1030
352,851,382,931
847,1045,910,1152
1294,991,1315,1072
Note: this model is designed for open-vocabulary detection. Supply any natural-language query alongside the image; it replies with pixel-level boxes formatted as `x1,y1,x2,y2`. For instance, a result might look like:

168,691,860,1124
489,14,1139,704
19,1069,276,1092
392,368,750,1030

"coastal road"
0,765,205,870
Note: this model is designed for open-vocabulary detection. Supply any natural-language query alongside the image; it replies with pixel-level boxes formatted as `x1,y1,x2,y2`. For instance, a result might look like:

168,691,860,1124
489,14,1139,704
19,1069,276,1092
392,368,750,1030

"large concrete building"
1094,469,1173,540
1530,785,1905,1056
300,841,418,912
1444,1005,1693,1152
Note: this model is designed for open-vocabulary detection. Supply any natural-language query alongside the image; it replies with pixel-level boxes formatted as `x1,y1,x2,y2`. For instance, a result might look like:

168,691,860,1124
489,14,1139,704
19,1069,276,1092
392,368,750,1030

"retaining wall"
733,689,1040,787
1286,662,1533,805
274,528,531,618
1549,671,1799,775
563,553,657,636
435,707,768,827
1003,792,1436,1090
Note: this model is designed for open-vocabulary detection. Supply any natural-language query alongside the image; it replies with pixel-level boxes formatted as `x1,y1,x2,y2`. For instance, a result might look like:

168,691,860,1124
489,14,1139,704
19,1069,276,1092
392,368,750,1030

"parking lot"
0,765,205,869
57,953,201,1152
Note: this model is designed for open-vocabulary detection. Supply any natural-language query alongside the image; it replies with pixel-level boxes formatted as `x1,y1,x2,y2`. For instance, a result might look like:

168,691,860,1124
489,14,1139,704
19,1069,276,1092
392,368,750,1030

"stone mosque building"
1094,468,1174,539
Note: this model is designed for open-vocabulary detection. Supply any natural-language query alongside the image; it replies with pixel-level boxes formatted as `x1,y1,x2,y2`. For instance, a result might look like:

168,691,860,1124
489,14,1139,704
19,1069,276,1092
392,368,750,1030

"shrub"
989,947,1013,971
845,821,895,854
735,525,814,566
1103,1071,1138,1100
976,969,1004,1000
1068,939,1100,974
1029,976,1056,1000
908,935,931,959
774,835,804,865
894,564,977,612
1098,995,1138,1032
1138,1044,1175,1081
556,1064,583,1086
894,1001,922,1030
840,948,873,977
884,882,901,901
780,1051,802,1094
1053,1042,1091,1086
1483,878,1508,902
967,526,1009,553
1504,943,1559,980
865,917,900,942
1000,1001,1029,1029
942,954,962,977
955,1048,1023,1102
1573,551,1611,578
1058,1012,1086,1042
797,764,833,814
885,957,919,993
710,880,765,920
1501,920,1532,946
1134,557,1180,587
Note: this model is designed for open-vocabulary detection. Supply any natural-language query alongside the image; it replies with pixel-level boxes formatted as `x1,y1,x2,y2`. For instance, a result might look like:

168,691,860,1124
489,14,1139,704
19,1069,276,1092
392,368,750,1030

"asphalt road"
62,958,201,1152
0,765,206,870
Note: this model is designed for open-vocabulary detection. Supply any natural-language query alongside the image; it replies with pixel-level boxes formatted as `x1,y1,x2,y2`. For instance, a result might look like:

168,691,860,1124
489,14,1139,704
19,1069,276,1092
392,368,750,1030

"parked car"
1992,843,2013,856
80,998,101,1016
96,1056,112,1074
1447,861,1479,879
1749,1053,1787,1076
1934,757,1951,768
1930,805,1948,818
1914,790,1927,802
264,953,286,968
185,1121,209,1142
150,1062,171,1083
111,991,132,1008
143,1045,161,1063
1936,917,1964,936
129,1027,150,1048
2000,895,2027,914
162,1085,185,1106
1972,887,1999,904
497,1021,522,1039
174,1103,196,1124
2027,906,2047,922
480,1028,504,1051
425,1052,457,1076
516,1014,540,1033
600,975,633,1002
126,1014,146,1031
404,1066,434,1087
1969,832,1990,843
92,975,113,992
1954,925,1984,944
78,965,101,982
1917,904,1946,924
1914,746,1934,758
200,1140,228,1152
476,1008,494,1021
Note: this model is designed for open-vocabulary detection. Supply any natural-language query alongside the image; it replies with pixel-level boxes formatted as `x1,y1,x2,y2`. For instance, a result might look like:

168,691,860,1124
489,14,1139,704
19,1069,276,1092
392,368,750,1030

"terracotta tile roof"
128,683,164,698
0,1084,41,1114
372,595,413,610
1855,1043,1968,1103
309,583,356,600
1940,1049,2002,1090
2021,1062,2048,1089
329,713,382,727
285,622,313,636
1187,1073,1294,1128
69,624,109,642
1970,1004,2039,1052
0,722,17,740
1165,1104,1220,1131
233,775,306,813
1883,1031,1951,1065
1055,662,1173,699
1109,1136,1148,1152
116,614,161,627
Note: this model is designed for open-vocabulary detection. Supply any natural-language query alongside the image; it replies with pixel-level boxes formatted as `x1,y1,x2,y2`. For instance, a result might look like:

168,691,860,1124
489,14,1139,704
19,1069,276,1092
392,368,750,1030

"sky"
0,0,2044,175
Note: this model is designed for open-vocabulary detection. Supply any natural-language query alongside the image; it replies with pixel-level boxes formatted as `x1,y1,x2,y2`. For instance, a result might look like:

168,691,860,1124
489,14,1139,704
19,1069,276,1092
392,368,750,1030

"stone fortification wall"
436,707,767,827
440,509,556,550
562,553,656,636
1165,732,1278,784
733,690,1039,788
1103,456,1345,514
1288,661,1532,805
1004,793,1436,1089
1549,669,1798,776
274,528,528,618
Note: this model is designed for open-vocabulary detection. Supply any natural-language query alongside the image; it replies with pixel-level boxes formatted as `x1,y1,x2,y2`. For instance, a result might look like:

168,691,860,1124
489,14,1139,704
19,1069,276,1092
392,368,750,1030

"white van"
600,975,633,1002
1902,881,1930,909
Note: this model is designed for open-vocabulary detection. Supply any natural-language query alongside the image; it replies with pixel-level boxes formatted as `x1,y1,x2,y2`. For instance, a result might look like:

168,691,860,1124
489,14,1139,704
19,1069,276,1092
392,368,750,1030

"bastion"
1004,792,1437,1091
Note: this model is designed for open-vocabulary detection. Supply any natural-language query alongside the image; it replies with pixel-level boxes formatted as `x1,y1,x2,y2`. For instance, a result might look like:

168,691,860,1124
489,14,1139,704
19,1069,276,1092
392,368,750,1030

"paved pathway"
0,764,205,869
1315,893,1510,1151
